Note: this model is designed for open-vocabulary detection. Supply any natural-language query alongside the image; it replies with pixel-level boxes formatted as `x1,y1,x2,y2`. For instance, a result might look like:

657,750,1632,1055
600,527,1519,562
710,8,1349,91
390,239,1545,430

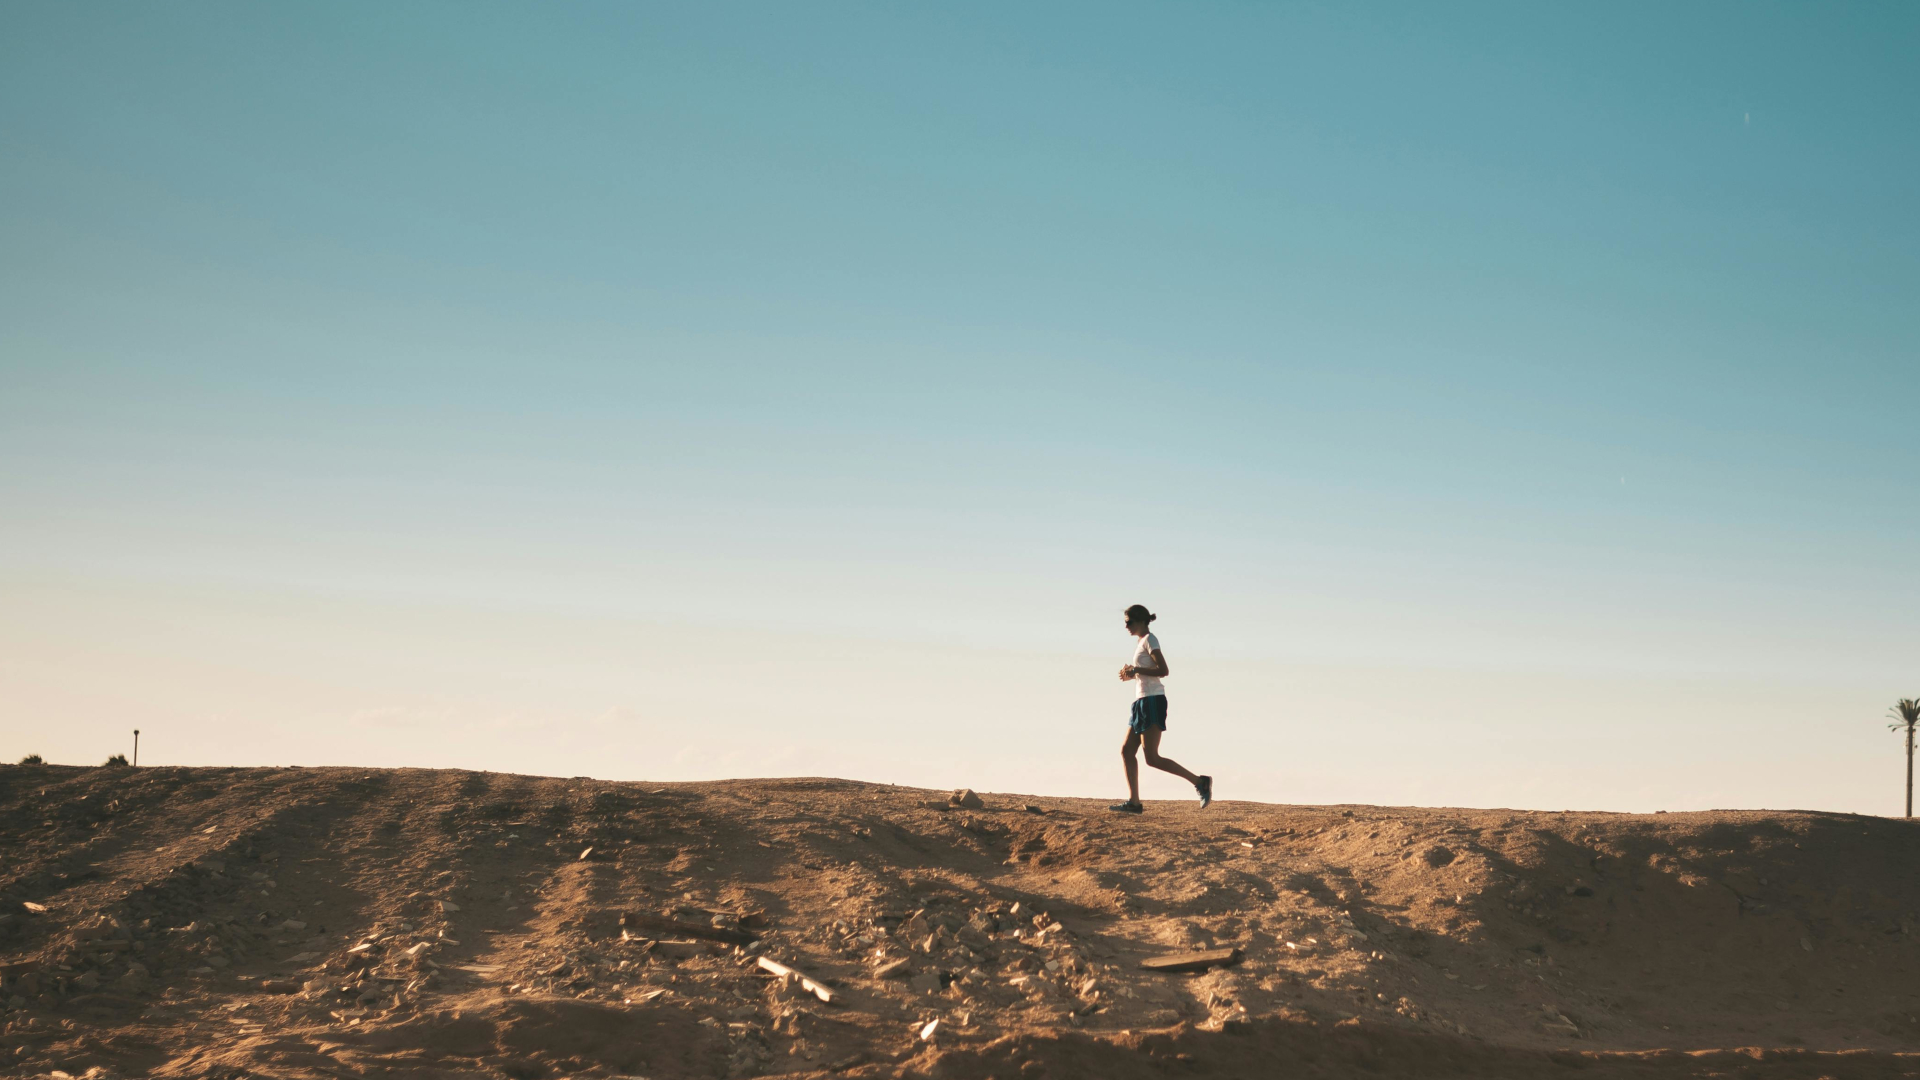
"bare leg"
1141,729,1199,785
1121,731,1142,803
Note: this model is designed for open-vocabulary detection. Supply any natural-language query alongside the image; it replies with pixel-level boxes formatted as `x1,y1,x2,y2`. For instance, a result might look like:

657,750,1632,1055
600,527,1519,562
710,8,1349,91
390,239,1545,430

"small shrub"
103,753,129,767
17,754,43,765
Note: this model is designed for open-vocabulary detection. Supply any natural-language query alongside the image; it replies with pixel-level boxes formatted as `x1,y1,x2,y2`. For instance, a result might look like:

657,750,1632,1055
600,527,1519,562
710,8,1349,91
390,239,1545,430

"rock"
118,964,149,992
918,1018,940,1041
875,959,912,979
438,900,460,913
73,970,100,991
261,979,300,994
652,940,708,959
908,970,943,993
281,920,307,931
205,956,230,968
949,789,985,810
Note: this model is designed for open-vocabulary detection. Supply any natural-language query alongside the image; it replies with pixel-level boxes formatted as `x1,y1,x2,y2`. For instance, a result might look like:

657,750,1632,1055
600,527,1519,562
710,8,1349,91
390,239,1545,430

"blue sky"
3,3,1917,811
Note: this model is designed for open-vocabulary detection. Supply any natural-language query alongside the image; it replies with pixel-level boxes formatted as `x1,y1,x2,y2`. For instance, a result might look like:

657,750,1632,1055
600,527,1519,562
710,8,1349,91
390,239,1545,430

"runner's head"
1123,604,1156,635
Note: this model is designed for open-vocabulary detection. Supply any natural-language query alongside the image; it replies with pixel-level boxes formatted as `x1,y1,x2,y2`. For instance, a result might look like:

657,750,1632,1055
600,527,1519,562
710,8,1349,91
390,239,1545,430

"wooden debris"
1139,947,1244,974
757,955,837,1004
620,911,757,946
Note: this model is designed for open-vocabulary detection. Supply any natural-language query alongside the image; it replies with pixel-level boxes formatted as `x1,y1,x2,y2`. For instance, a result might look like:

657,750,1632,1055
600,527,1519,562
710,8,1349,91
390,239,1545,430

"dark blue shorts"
1129,695,1168,734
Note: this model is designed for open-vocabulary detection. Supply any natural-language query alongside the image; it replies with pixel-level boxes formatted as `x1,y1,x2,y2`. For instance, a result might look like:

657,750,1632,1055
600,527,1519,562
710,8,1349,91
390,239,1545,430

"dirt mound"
4,764,1920,1078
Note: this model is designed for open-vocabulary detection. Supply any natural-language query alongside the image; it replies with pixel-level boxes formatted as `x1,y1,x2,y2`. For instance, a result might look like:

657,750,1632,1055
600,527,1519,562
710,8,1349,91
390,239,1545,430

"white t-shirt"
1130,632,1165,699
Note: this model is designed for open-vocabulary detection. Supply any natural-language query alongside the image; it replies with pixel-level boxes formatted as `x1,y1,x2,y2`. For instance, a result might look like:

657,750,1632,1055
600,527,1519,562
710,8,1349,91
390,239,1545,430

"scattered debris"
1139,948,1244,974
757,955,837,1004
620,911,758,945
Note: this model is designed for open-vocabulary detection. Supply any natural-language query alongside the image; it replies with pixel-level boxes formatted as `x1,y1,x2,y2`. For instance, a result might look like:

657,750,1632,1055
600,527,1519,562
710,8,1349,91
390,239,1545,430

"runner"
1111,604,1212,813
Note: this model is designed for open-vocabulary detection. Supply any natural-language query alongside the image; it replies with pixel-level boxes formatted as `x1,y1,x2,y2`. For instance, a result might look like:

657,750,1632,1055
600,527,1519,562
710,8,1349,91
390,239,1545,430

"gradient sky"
4,3,1917,813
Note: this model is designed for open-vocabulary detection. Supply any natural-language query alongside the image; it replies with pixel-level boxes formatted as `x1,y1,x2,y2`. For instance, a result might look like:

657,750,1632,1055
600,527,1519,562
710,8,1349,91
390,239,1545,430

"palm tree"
1891,699,1920,818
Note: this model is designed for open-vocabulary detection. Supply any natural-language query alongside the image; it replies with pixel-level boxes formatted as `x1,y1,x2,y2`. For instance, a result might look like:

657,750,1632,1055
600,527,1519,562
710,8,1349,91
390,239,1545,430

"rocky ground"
4,764,1920,1078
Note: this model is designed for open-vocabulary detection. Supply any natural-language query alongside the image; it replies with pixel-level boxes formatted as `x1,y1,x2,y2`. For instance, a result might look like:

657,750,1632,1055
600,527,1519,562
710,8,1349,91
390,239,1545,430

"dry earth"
5,765,1920,1079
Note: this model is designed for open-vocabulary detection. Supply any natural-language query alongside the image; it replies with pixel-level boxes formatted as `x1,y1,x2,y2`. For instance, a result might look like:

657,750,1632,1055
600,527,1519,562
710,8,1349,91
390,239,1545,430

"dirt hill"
5,764,1920,1078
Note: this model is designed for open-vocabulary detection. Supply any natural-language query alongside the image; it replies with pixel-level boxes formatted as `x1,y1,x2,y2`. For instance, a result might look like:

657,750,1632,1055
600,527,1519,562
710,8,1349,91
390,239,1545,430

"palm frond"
1890,698,1920,729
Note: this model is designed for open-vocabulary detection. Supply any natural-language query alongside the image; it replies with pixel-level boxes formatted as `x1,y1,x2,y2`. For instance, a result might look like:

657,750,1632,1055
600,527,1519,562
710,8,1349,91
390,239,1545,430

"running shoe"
1108,800,1144,814
1196,775,1213,809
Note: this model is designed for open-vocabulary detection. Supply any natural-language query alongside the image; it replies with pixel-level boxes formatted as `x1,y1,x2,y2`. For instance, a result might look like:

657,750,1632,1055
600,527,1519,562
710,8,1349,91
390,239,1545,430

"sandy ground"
5,764,1920,1078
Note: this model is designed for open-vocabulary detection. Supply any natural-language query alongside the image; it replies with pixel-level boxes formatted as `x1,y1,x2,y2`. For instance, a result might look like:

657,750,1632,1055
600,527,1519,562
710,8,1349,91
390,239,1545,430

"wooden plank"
1139,947,1243,974
756,955,837,1004
620,912,757,947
